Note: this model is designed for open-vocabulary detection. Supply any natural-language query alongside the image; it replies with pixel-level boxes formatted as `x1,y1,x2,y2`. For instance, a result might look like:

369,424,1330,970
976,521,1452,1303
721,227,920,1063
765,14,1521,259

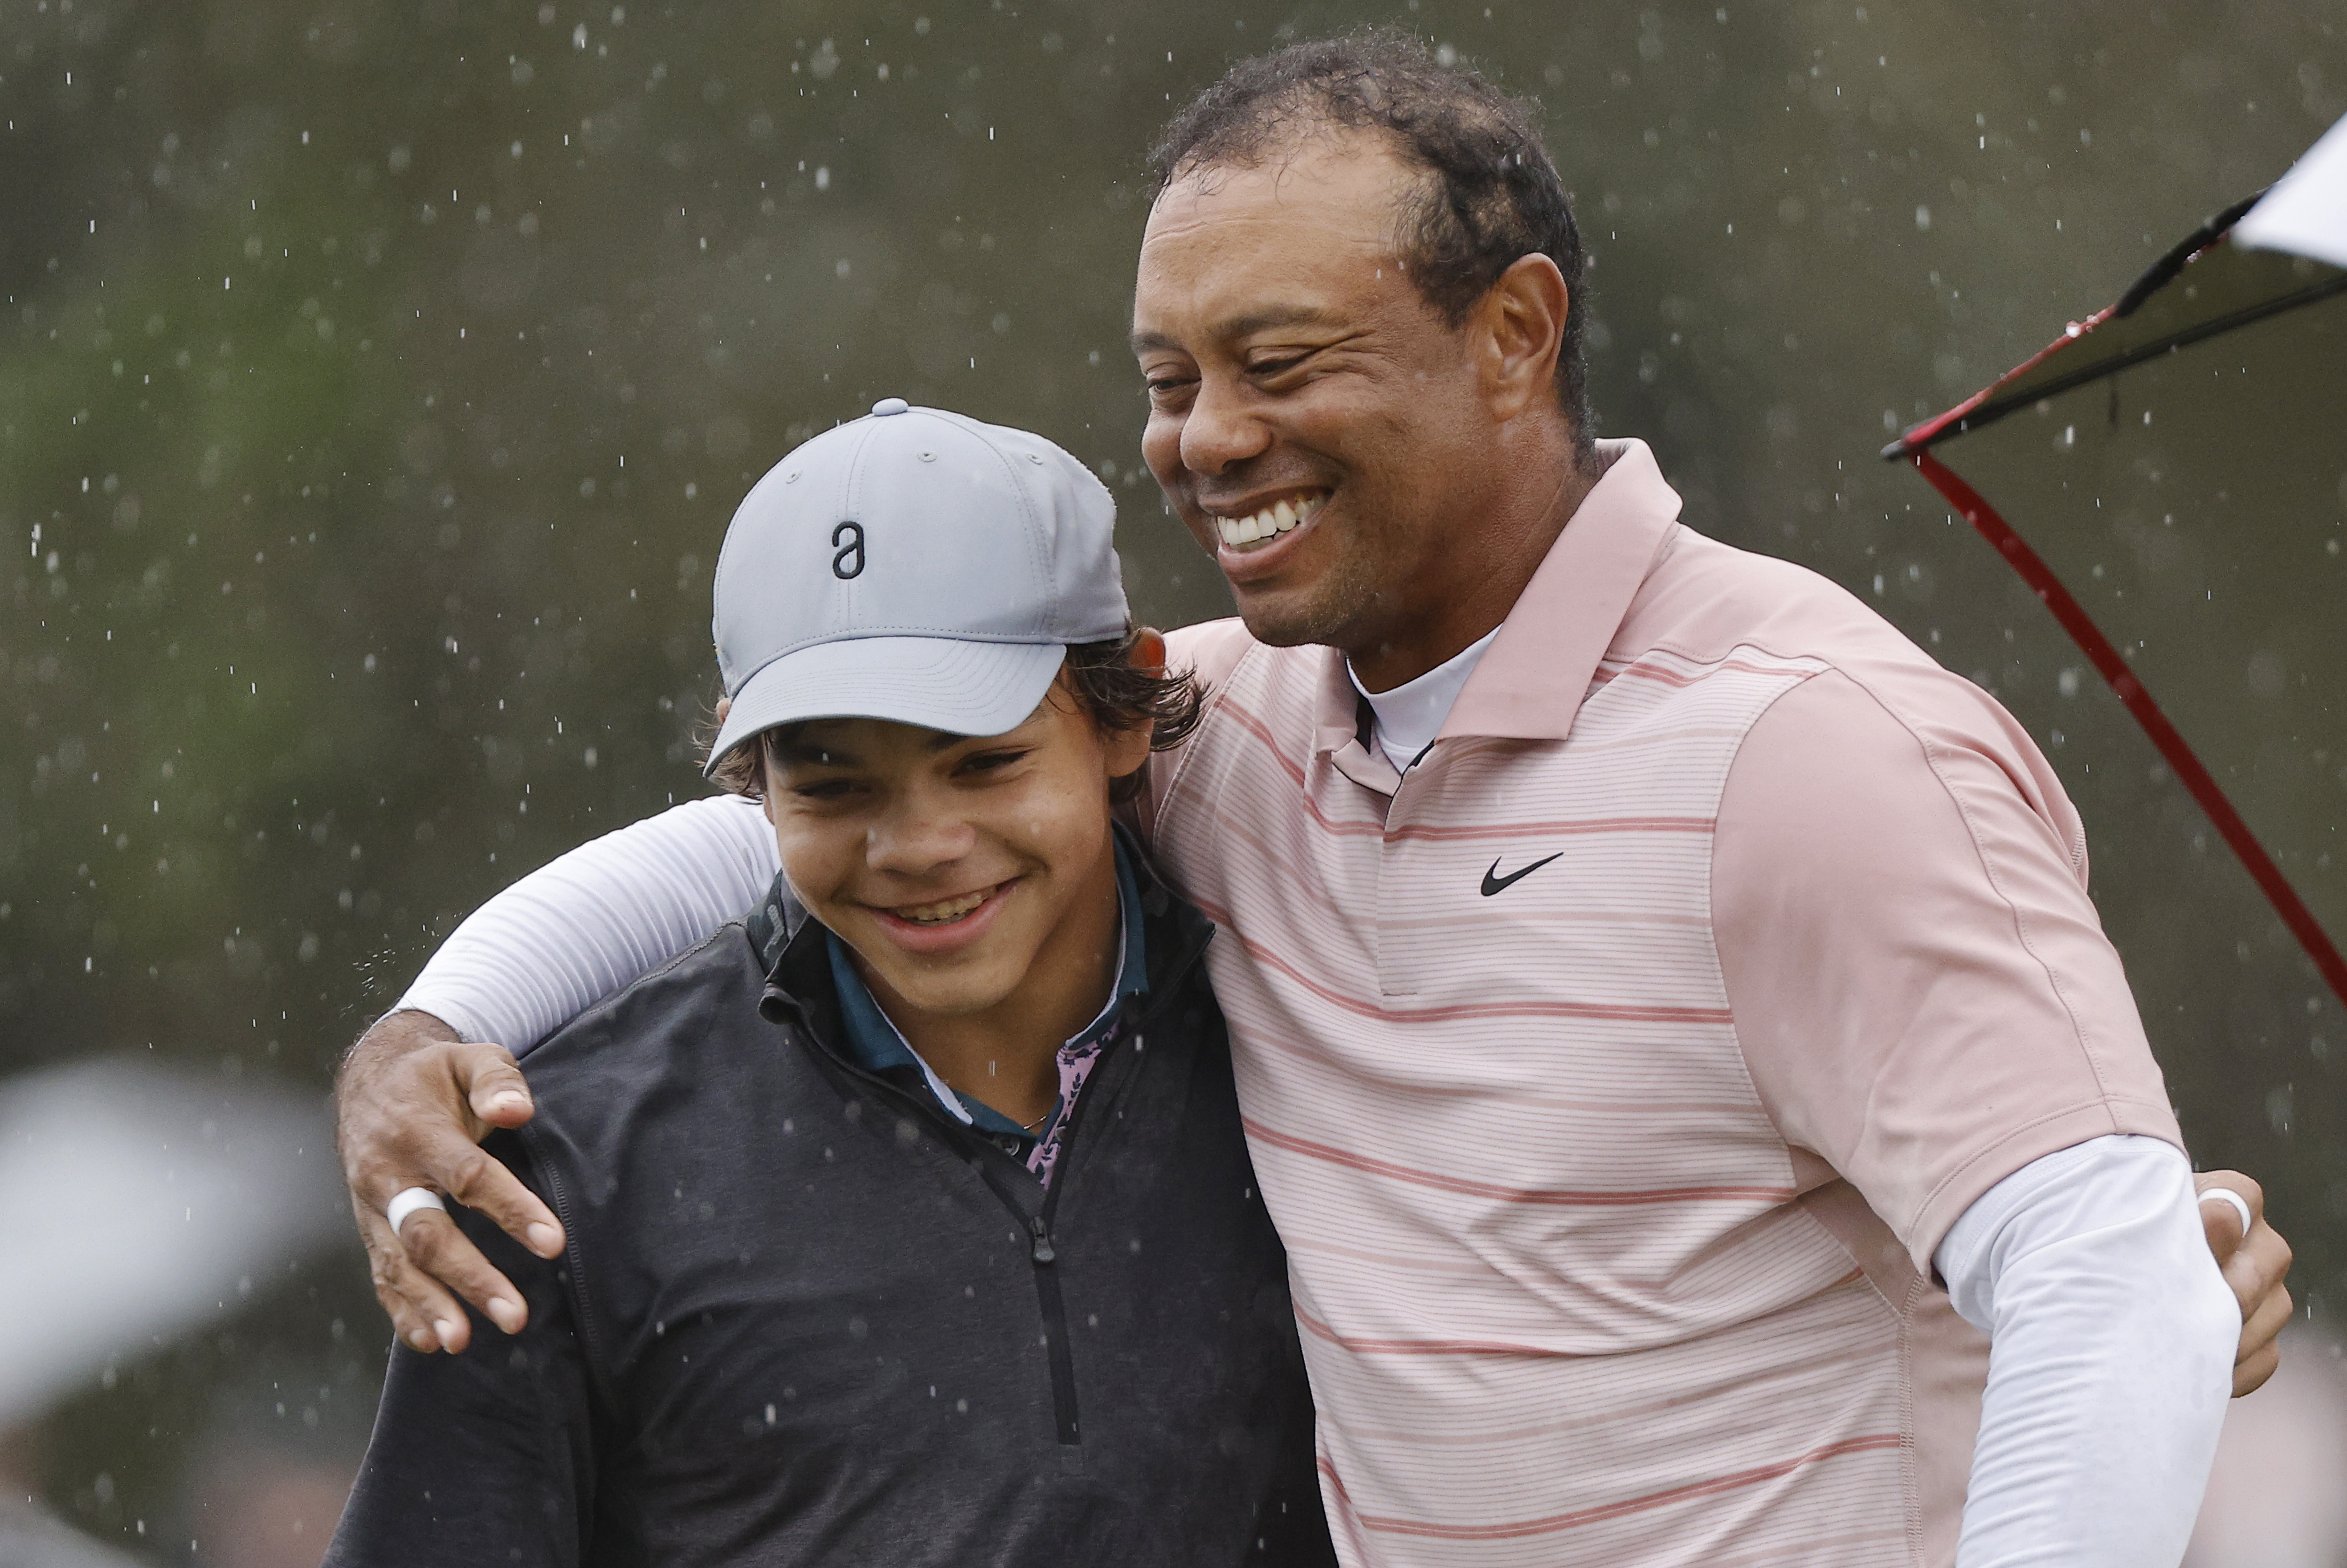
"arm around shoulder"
340,794,776,1351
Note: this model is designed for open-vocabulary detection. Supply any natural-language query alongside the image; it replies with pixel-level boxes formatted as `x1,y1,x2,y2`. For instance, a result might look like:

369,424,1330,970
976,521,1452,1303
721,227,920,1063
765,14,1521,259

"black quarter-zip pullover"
326,862,1333,1568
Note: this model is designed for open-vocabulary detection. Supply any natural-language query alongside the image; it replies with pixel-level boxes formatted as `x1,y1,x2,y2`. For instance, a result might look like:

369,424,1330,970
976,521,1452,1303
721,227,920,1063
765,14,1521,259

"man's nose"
1178,374,1272,477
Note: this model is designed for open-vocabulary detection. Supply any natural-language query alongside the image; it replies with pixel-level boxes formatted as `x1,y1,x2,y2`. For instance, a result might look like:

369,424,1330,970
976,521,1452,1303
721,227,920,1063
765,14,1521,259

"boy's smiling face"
759,673,1151,1026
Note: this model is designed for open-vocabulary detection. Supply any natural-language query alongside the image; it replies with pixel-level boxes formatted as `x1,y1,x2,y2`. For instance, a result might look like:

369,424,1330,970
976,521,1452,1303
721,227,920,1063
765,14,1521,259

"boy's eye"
790,777,863,801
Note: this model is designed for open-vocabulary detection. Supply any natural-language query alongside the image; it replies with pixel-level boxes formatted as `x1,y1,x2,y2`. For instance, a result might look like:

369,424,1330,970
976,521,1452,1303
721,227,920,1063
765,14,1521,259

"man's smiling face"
1133,136,1515,668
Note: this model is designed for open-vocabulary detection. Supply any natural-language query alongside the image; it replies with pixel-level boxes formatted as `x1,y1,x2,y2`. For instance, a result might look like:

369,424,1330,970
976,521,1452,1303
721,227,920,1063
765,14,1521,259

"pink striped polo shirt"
1141,439,2181,1567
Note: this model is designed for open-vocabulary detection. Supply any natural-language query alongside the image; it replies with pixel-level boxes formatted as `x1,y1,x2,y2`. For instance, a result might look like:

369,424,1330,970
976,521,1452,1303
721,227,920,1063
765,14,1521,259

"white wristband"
386,1186,449,1236
2197,1186,2254,1240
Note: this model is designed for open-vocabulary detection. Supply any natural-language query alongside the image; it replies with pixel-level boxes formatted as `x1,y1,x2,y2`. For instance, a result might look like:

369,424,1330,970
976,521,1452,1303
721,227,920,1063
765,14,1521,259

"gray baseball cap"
703,397,1129,775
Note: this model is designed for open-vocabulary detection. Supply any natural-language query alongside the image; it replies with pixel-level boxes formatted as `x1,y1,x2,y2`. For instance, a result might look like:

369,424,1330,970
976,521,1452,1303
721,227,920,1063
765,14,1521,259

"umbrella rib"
1908,449,2347,1011
1884,268,2347,457
1952,272,2347,439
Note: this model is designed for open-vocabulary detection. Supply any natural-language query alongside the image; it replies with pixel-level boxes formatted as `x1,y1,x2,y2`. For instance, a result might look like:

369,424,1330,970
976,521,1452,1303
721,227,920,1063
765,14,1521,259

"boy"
324,401,1334,1566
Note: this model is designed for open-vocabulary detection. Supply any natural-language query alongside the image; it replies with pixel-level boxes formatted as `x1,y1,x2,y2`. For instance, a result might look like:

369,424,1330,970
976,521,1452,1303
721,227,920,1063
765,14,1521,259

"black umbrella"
1884,115,2347,1008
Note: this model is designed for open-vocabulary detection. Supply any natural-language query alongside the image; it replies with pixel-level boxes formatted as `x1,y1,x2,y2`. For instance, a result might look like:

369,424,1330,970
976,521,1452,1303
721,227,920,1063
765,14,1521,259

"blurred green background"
3,0,2342,1559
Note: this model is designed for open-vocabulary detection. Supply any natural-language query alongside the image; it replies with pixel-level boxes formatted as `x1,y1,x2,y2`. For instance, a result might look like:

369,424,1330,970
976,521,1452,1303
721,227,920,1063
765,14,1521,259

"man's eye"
1249,355,1305,377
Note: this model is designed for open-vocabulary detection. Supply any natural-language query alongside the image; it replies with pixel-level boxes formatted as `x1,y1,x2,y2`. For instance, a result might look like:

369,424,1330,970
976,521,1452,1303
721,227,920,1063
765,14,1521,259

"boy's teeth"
899,888,991,925
1216,493,1323,550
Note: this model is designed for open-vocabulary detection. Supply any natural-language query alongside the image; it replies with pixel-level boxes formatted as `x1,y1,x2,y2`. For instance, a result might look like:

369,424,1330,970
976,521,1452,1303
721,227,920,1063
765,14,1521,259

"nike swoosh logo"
1480,854,1563,897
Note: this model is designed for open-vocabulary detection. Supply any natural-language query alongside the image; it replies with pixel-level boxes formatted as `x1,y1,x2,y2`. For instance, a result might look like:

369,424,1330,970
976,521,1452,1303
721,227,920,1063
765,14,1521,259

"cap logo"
830,520,866,579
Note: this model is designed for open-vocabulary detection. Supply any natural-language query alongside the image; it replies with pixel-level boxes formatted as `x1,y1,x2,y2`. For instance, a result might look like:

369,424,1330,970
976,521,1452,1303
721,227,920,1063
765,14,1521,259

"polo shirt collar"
1443,439,1683,742
1306,438,1683,768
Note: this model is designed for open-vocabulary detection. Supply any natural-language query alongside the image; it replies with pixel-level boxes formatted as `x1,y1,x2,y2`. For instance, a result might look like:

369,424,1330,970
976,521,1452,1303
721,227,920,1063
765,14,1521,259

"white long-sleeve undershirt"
395,795,2236,1565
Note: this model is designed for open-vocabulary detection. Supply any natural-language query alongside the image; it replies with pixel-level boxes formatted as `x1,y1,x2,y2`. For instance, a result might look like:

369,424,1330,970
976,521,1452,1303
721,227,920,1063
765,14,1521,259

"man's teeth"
897,888,991,926
1215,494,1324,549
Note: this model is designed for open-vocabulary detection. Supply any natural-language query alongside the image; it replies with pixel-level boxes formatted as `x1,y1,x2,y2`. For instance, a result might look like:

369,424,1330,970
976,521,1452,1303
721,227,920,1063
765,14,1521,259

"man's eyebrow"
1129,304,1342,356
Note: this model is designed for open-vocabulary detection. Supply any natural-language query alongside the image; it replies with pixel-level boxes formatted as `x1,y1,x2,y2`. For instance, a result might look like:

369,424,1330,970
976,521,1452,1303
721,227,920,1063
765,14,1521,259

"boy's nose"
862,812,979,877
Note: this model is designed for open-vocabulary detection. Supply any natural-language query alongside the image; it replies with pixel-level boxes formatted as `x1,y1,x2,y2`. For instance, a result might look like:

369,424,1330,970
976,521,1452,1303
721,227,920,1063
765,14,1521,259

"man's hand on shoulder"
337,1010,566,1353
2195,1169,2293,1396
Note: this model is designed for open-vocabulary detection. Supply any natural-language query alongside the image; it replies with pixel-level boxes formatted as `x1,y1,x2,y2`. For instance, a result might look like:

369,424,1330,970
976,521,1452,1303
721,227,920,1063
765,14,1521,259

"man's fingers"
454,1040,536,1129
2199,1188,2251,1254
429,1130,566,1260
337,1012,548,1350
2190,1169,2295,1399
395,1207,529,1337
354,1195,473,1354
2232,1339,2282,1400
2222,1223,2293,1370
2195,1171,2266,1250
2229,1212,2291,1286
2239,1277,2293,1357
2219,1215,2293,1318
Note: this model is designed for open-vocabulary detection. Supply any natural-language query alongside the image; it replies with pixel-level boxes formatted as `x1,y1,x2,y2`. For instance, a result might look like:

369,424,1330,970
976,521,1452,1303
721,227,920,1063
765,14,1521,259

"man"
326,406,1331,1565
340,33,2294,1568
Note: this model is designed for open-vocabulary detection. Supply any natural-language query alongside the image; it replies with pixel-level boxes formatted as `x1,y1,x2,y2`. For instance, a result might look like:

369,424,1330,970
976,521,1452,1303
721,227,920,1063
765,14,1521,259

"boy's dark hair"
705,626,1202,806
1146,28,1594,460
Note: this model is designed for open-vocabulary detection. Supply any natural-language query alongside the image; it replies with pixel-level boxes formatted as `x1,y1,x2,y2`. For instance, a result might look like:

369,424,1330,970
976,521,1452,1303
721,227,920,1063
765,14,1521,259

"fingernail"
527,1222,562,1255
433,1318,462,1346
492,1091,529,1112
407,1327,436,1352
490,1297,524,1333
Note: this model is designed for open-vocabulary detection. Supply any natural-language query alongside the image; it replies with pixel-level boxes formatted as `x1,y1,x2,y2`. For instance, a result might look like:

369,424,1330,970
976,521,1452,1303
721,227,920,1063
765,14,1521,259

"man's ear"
1477,254,1570,423
1128,626,1168,679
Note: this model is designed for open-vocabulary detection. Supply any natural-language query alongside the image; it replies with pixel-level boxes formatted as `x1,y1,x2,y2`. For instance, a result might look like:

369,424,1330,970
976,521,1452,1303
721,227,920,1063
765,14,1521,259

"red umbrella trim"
1908,448,2347,1009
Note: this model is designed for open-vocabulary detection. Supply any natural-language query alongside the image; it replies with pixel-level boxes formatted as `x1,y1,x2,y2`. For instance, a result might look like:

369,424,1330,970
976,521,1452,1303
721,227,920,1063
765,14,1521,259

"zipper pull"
1028,1214,1056,1264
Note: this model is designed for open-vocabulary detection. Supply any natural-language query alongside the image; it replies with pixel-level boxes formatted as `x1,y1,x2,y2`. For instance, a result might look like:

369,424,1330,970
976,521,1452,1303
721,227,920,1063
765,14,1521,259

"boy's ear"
1128,627,1168,679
